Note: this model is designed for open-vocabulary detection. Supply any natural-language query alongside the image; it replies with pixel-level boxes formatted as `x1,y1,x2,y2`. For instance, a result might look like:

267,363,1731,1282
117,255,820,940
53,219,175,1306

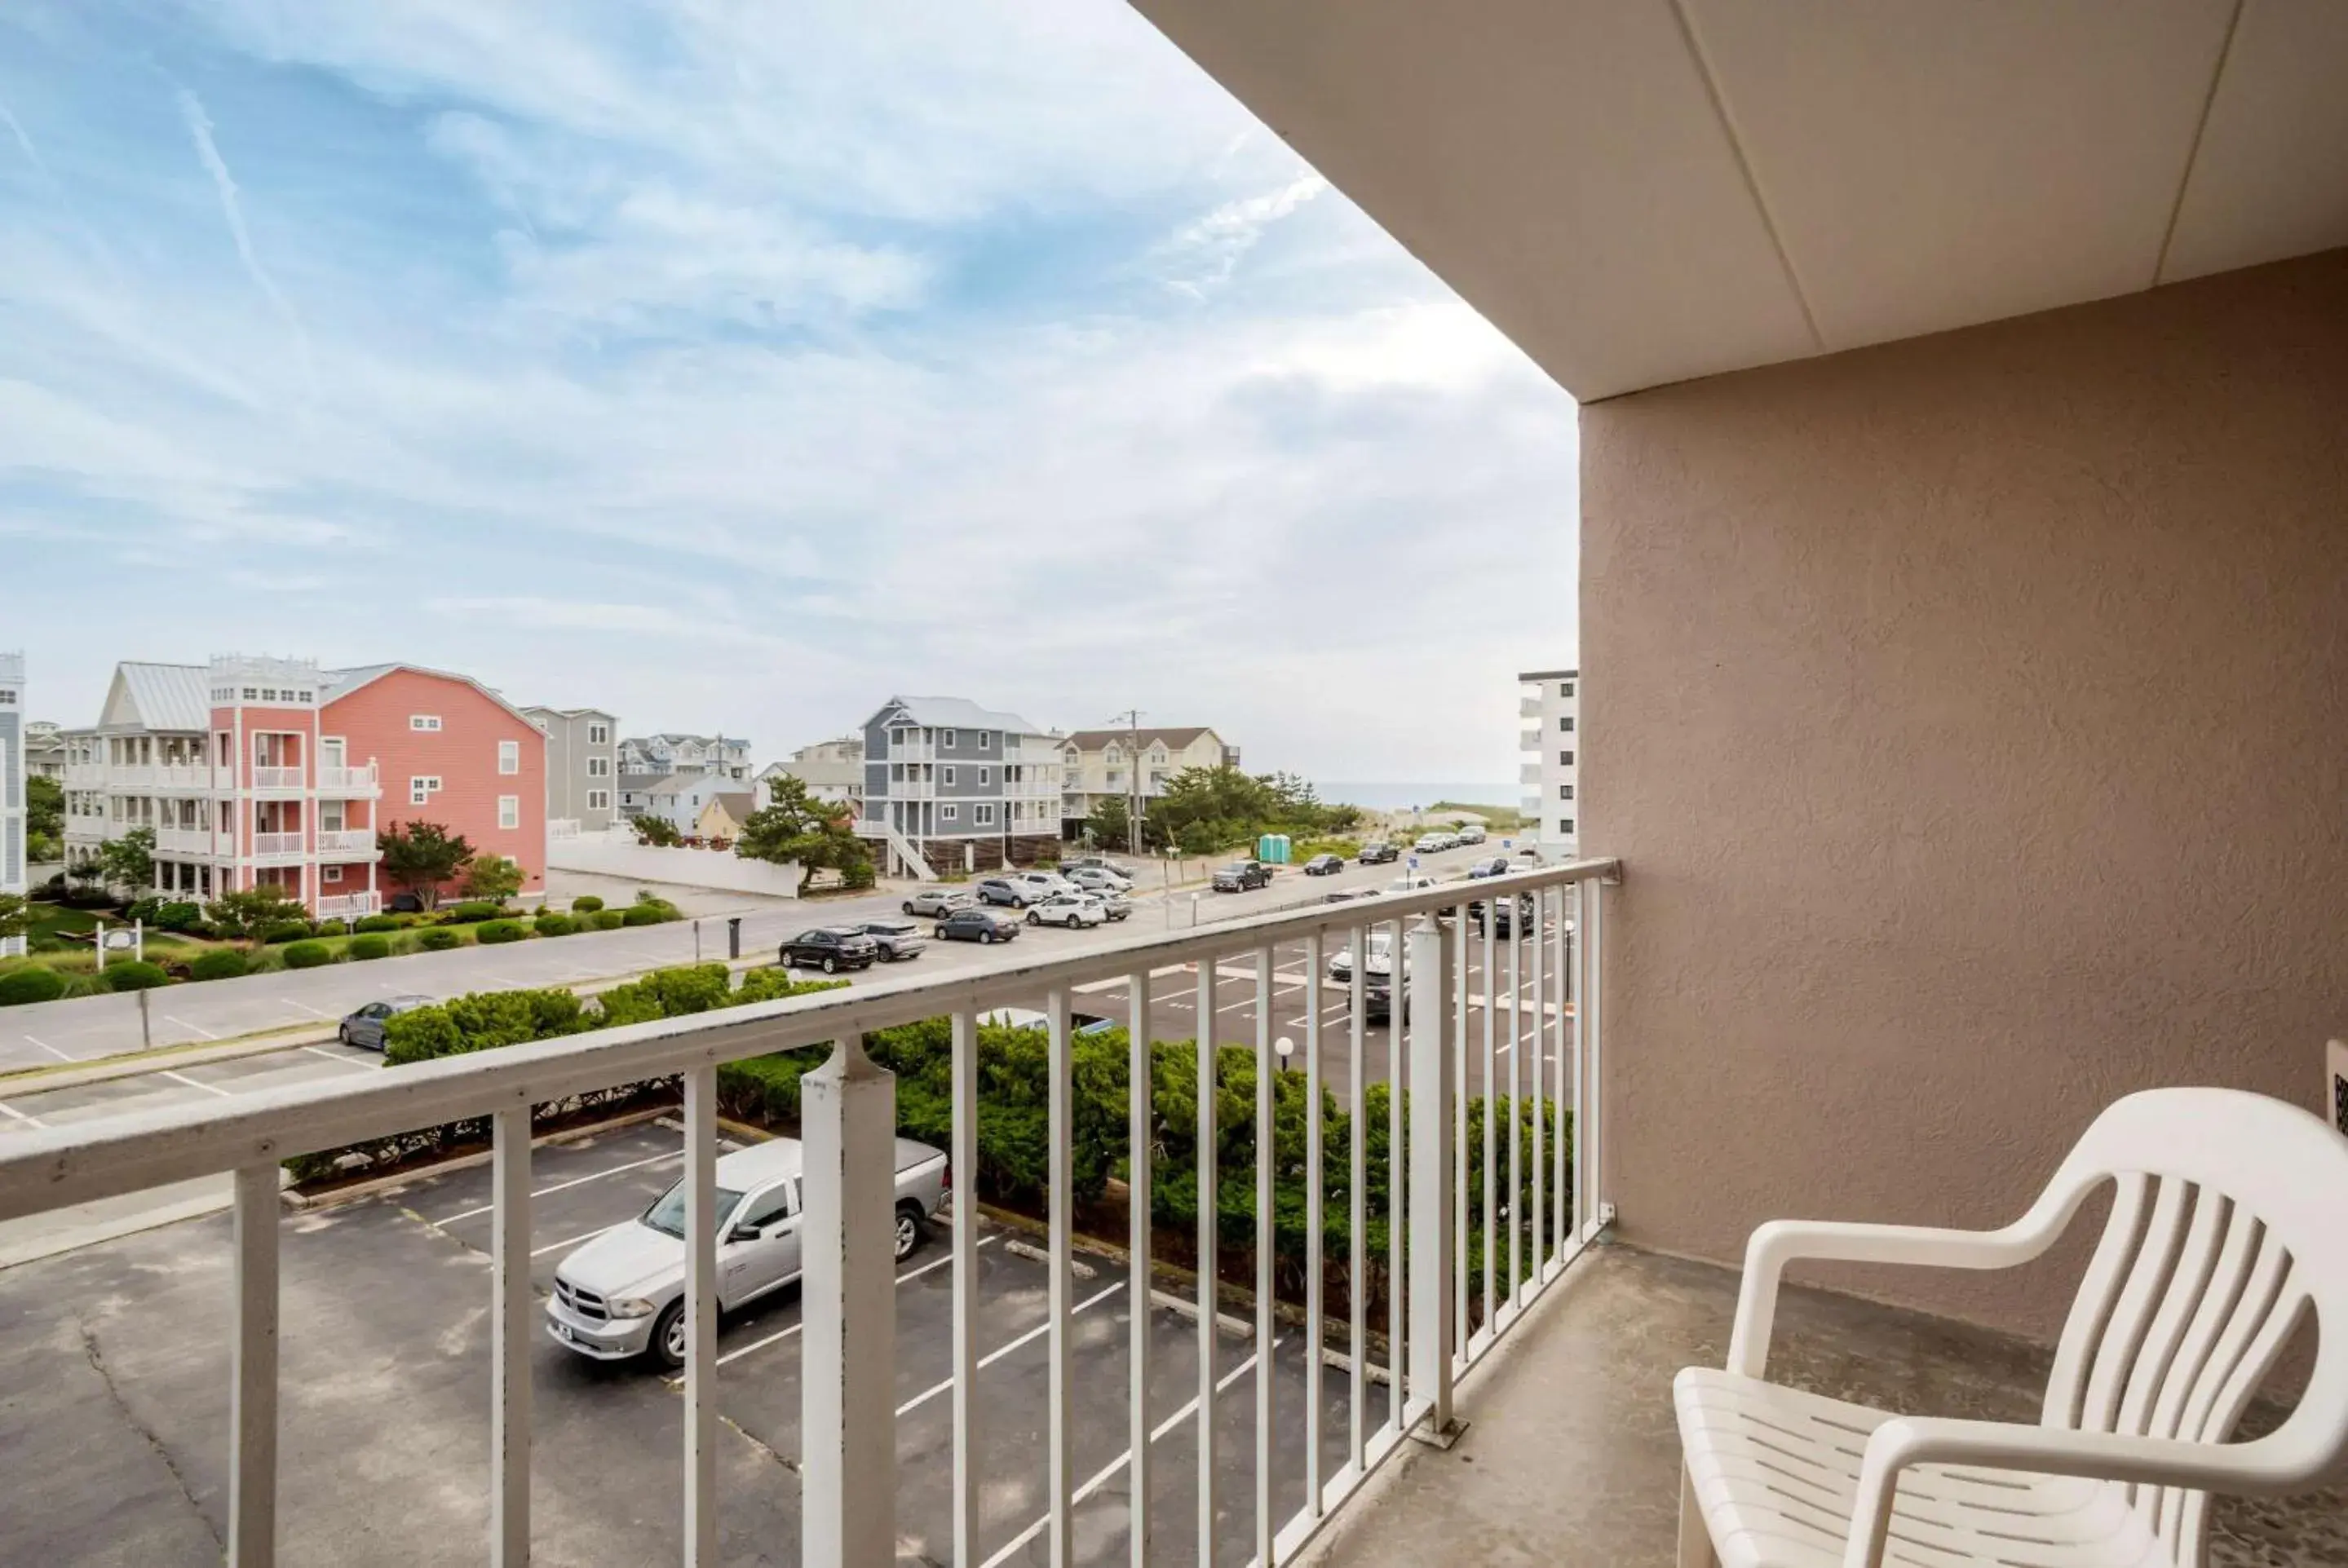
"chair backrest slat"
2078,1176,2193,1438
2044,1171,2151,1429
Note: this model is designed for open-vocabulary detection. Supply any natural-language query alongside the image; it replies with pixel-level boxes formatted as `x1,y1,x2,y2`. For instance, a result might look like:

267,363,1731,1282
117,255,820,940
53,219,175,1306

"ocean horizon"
1315,781,1519,813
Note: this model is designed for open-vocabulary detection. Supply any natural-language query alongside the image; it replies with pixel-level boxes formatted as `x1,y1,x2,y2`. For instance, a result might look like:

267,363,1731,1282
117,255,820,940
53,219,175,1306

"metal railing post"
229,1163,280,1567
491,1108,532,1566
803,1037,899,1567
1406,914,1461,1446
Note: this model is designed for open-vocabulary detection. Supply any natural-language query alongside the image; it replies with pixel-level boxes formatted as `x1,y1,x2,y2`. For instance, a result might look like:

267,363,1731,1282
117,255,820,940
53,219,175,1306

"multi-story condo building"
62,656,547,917
758,736,864,808
0,653,24,956
523,706,619,833
20,718,64,781
1519,666,1577,857
1057,726,1238,838
616,733,751,782
857,696,1063,877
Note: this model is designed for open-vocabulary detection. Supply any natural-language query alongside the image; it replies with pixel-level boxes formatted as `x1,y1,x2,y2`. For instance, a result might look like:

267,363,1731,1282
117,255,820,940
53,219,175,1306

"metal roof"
108,663,213,732
872,696,1044,735
1060,727,1219,752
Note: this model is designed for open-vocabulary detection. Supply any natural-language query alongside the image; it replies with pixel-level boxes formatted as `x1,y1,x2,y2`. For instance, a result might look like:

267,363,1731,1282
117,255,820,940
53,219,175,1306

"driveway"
0,1118,1386,1566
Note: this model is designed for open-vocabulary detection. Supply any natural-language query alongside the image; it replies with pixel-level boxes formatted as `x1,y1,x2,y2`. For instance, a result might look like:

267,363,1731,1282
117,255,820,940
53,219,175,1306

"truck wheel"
895,1202,926,1263
650,1301,688,1371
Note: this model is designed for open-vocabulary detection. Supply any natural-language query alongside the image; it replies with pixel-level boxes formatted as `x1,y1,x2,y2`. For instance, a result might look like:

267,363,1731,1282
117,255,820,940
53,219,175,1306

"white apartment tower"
0,652,24,956
1519,666,1577,858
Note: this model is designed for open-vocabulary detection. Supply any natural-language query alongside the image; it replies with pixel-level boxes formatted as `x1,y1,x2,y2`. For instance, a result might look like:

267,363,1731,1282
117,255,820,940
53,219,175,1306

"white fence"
546,831,803,899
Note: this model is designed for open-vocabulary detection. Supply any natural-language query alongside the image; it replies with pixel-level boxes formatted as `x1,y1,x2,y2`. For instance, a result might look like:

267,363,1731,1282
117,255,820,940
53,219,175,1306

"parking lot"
0,1117,1391,1566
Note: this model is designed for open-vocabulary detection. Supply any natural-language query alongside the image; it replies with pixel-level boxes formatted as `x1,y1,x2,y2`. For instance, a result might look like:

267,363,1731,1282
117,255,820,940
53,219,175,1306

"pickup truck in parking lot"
546,1133,948,1369
1211,860,1273,892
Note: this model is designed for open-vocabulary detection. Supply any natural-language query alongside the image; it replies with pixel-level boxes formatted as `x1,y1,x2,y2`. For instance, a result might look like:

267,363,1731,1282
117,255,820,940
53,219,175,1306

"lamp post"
1276,1035,1296,1077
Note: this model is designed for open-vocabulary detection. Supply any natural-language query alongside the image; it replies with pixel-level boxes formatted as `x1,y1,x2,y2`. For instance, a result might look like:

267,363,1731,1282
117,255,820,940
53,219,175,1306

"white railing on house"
64,762,107,787
250,832,305,857
248,766,305,790
0,857,1616,1567
548,818,581,841
315,830,376,858
1519,695,1544,718
154,826,214,856
316,764,379,795
315,891,380,920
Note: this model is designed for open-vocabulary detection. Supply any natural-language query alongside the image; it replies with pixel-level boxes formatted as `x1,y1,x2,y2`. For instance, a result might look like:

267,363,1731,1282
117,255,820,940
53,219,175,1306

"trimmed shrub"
347,934,393,961
154,901,205,932
475,920,527,945
0,967,68,1006
596,963,731,1025
384,988,586,1065
415,927,462,952
716,1051,825,1123
353,914,400,934
100,960,172,992
262,921,316,943
189,950,250,983
531,913,575,937
440,901,504,925
313,919,350,939
591,909,626,930
569,894,604,913
281,941,334,970
620,903,668,927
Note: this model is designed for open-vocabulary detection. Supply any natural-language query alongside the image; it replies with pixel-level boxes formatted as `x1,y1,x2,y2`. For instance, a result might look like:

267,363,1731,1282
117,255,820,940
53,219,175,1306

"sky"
0,2,1580,788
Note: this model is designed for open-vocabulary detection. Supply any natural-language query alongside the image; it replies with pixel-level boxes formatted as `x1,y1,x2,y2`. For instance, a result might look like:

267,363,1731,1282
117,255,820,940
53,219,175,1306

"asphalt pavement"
0,1117,1391,1566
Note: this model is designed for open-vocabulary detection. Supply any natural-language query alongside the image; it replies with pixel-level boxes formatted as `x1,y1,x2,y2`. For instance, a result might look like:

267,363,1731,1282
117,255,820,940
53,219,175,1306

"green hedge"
353,914,401,934
440,901,505,925
189,949,250,982
415,927,462,952
0,967,67,1005
262,921,316,943
101,961,172,992
348,934,392,961
282,941,334,970
475,920,527,945
570,894,604,913
620,903,668,926
590,909,626,930
531,913,575,937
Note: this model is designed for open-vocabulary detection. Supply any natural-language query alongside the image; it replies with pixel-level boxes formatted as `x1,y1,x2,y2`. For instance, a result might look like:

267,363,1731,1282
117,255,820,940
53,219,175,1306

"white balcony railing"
1520,760,1545,785
250,831,305,857
316,829,377,858
316,891,381,920
154,826,215,856
316,763,379,795
64,762,106,787
249,766,305,790
0,858,1615,1566
1519,694,1544,718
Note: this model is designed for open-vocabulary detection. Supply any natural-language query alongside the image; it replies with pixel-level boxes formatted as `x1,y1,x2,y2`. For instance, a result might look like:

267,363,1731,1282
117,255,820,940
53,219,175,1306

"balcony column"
801,1035,897,1566
1407,912,1462,1443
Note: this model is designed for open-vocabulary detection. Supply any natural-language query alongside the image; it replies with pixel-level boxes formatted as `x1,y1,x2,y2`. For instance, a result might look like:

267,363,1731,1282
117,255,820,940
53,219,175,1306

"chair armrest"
1840,1416,2293,1568
1727,1218,2058,1376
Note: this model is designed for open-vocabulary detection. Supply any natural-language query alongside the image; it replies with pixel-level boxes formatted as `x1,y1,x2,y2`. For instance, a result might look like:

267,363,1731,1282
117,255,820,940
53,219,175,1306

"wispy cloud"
174,86,314,393
0,91,54,183
1160,172,1329,298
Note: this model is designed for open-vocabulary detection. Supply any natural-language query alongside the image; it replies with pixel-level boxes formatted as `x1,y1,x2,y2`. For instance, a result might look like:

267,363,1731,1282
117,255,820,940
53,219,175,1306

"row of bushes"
284,965,846,1182
0,961,181,1004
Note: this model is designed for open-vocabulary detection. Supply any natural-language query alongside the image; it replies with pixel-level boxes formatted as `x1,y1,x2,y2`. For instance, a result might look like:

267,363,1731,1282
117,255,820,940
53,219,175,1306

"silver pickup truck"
546,1133,949,1369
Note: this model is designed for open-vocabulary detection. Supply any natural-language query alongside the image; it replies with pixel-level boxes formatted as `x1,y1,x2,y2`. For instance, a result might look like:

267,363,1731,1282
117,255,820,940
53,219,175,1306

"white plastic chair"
1674,1087,2348,1568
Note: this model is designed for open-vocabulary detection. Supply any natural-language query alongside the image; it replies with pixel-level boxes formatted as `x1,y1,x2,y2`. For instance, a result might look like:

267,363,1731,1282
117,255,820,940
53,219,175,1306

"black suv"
1302,853,1344,877
936,907,1021,945
1211,860,1273,892
1467,892,1539,938
779,926,880,973
1357,841,1399,864
1465,855,1512,879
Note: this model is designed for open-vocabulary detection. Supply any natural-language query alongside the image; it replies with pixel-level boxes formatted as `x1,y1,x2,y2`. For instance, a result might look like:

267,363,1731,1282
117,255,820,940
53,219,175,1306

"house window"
1559,784,1574,801
1561,818,1575,835
941,804,958,823
588,723,608,744
1558,716,1574,732
979,767,992,787
1560,681,1575,697
978,731,993,750
943,729,957,749
321,865,343,884
975,803,996,826
942,766,957,785
587,789,611,810
497,740,520,775
409,775,442,806
1560,750,1574,766
498,796,520,830
587,757,611,777
411,715,442,731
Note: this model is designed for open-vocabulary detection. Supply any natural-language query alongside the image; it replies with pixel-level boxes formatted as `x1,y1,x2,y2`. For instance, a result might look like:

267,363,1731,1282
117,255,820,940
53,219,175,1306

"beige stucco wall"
1585,251,2348,1342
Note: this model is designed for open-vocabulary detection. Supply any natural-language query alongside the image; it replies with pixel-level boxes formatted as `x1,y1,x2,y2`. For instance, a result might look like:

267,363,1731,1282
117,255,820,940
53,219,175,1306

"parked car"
1066,865,1134,894
1357,841,1400,864
1412,832,1451,854
1012,869,1078,902
1302,853,1344,877
1325,931,1395,984
1468,892,1539,938
779,926,880,973
1466,855,1512,879
337,994,436,1051
1386,874,1439,895
1059,855,1134,879
981,1006,1118,1036
1093,891,1134,921
1323,887,1376,904
546,1133,948,1368
1455,824,1488,846
902,886,974,917
1364,967,1408,1024
387,891,427,914
856,918,927,962
1212,860,1273,892
1026,893,1108,929
975,877,1032,908
936,907,1022,944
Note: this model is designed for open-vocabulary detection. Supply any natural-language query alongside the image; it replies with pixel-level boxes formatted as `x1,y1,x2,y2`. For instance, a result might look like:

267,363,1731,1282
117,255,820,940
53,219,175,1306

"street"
0,1117,1389,1566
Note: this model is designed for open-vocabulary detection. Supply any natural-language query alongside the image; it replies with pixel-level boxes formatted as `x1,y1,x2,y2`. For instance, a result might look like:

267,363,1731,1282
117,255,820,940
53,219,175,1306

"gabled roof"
617,771,673,793
323,664,542,731
1061,727,1219,753
521,704,617,722
706,792,757,821
869,696,1043,735
99,663,212,732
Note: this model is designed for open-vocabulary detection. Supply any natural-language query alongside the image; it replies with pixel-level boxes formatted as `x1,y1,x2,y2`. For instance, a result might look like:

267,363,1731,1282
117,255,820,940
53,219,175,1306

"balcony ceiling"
1129,0,2348,400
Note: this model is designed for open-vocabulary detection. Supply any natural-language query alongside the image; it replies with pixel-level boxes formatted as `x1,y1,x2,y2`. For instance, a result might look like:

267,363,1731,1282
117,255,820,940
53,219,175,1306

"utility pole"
1107,709,1144,855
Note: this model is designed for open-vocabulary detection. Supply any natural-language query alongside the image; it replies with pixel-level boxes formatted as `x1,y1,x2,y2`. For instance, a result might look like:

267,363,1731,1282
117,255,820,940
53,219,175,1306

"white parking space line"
162,1015,219,1040
441,1150,684,1224
280,999,333,1019
699,1235,999,1375
894,1275,1124,1418
302,1046,375,1070
981,1334,1283,1568
158,1069,233,1098
21,1035,72,1062
532,1226,612,1259
0,1101,47,1129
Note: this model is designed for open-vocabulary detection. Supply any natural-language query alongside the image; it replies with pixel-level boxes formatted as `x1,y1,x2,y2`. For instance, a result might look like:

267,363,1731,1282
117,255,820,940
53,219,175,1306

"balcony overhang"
1128,0,2348,400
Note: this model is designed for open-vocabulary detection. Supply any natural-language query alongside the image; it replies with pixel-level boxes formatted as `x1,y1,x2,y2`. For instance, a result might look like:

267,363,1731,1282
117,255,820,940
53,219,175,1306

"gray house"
858,696,1063,877
522,705,619,832
1,653,24,956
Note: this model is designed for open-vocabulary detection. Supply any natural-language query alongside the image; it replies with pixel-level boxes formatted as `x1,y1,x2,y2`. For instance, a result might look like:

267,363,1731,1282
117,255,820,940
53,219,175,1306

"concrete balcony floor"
1300,1247,2346,1568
